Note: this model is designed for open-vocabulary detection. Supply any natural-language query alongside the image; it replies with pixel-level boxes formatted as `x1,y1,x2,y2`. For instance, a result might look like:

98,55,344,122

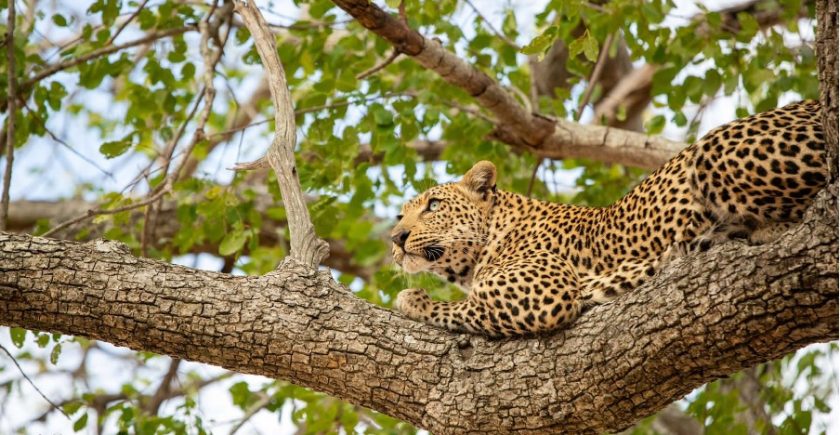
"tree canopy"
0,0,837,434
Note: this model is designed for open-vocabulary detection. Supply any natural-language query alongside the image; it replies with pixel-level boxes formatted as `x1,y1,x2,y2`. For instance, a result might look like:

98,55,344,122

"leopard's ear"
461,161,497,195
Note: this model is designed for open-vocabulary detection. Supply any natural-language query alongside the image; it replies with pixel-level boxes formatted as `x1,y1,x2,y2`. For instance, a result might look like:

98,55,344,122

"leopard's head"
390,161,497,286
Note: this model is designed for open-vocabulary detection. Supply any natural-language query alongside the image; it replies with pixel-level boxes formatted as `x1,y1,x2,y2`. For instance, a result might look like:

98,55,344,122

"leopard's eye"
427,198,441,212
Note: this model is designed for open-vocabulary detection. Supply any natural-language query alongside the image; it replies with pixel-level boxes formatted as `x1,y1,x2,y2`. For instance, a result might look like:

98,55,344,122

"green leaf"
10,328,26,348
219,229,248,256
50,343,62,365
73,412,88,432
99,136,133,159
52,14,68,27
520,26,557,57
645,114,667,135
582,31,599,62
229,381,253,409
63,401,83,416
736,12,760,42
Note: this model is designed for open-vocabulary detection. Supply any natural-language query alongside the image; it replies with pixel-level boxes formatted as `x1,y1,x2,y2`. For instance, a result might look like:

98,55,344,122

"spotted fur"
390,100,828,337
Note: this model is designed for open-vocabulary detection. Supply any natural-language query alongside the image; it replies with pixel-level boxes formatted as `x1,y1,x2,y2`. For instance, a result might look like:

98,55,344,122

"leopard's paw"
394,288,430,319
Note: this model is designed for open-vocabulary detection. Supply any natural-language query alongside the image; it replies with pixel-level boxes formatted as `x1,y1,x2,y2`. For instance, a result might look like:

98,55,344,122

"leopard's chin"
400,253,429,273
393,247,426,273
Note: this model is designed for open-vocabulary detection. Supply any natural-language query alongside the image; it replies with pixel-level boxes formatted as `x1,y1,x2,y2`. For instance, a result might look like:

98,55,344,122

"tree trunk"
0,196,835,434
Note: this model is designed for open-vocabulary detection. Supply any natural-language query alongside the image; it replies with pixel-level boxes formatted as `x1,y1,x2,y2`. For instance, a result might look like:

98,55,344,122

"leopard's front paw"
394,288,430,319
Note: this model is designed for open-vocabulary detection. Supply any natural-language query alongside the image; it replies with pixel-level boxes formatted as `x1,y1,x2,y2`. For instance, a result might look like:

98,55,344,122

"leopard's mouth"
392,245,445,270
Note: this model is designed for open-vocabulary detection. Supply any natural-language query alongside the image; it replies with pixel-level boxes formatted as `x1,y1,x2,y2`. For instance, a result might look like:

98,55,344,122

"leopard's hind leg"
579,259,661,307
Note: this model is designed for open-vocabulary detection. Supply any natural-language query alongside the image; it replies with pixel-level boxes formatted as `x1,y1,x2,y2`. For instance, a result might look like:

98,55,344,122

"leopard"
389,100,828,337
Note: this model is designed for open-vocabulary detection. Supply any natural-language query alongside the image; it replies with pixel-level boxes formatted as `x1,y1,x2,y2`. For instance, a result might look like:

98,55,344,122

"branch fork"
233,1,329,268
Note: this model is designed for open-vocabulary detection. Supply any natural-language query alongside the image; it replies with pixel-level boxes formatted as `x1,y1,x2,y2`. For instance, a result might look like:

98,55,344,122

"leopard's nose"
391,230,410,248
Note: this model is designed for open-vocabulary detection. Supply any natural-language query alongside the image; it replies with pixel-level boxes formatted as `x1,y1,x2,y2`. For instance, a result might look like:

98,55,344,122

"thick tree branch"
330,0,685,169
0,183,835,433
233,1,329,267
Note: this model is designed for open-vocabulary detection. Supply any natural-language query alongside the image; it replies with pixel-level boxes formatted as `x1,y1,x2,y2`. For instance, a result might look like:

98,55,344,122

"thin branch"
0,0,16,231
212,91,415,141
356,48,401,79
577,32,616,118
20,102,114,179
233,0,329,268
23,26,193,90
40,187,170,238
526,158,542,198
106,0,150,45
144,359,182,415
0,343,70,419
228,392,272,435
463,0,520,50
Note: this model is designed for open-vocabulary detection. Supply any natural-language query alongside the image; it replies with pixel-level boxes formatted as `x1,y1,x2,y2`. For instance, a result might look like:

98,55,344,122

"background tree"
0,0,836,433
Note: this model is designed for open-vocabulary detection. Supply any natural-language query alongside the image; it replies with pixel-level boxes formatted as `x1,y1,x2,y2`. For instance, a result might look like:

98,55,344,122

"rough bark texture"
817,0,839,182
330,0,685,169
1,190,836,433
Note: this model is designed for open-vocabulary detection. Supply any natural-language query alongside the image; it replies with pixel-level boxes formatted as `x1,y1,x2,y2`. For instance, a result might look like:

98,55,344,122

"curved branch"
233,1,329,268
0,184,836,433
330,0,685,169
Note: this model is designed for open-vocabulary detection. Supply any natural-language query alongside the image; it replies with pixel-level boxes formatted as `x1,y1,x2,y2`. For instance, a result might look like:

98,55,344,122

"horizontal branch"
24,26,193,89
1,185,836,433
331,0,685,169
6,198,383,280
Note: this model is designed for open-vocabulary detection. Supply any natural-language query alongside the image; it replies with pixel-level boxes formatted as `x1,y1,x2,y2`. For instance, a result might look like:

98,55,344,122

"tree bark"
817,0,839,182
0,187,836,433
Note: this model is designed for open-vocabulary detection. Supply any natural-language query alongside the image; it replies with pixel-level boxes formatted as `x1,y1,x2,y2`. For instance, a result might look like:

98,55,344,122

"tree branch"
1,0,17,231
330,0,685,170
233,1,329,267
0,183,835,433
6,197,385,280
22,26,193,90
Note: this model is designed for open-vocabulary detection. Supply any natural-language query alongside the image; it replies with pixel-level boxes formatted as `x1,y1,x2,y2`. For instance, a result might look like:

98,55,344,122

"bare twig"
40,187,170,238
20,101,114,179
233,0,329,268
23,26,193,89
356,48,401,79
463,0,520,49
577,32,616,118
0,343,70,419
526,158,542,198
143,3,232,254
211,91,415,140
1,0,16,231
107,0,150,45
27,370,233,427
228,392,272,435
144,359,181,415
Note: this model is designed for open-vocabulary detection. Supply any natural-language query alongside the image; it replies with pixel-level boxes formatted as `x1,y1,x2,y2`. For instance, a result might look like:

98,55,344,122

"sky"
0,0,836,434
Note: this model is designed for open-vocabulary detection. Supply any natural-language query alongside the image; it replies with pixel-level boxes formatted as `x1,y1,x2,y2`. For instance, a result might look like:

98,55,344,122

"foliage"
0,0,834,433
